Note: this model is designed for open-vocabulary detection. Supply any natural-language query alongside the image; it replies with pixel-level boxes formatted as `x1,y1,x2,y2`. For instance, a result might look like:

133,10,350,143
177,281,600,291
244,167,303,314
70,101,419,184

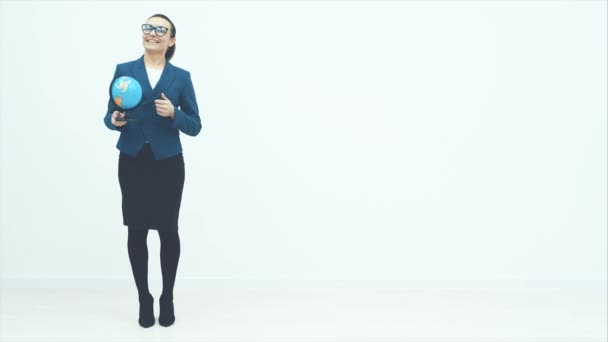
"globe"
111,76,143,110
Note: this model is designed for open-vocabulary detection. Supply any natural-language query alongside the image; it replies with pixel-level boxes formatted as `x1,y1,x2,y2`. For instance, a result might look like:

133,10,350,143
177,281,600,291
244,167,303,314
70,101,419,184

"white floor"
1,287,606,342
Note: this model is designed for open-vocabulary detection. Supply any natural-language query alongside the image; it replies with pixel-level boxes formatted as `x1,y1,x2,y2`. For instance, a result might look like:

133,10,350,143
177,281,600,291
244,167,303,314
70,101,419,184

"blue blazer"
104,55,202,160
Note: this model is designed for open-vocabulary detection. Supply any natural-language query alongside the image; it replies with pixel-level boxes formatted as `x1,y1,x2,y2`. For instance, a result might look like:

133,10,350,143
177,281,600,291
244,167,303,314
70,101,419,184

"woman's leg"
127,226,155,327
158,230,180,326
127,226,151,297
159,230,181,299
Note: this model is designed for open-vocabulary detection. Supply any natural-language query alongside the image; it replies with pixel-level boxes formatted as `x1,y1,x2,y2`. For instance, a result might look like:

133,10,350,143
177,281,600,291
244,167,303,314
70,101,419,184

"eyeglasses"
142,24,170,37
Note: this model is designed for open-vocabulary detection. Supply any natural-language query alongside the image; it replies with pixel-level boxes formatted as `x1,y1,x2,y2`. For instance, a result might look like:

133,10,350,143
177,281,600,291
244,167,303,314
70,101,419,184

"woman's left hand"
155,93,175,119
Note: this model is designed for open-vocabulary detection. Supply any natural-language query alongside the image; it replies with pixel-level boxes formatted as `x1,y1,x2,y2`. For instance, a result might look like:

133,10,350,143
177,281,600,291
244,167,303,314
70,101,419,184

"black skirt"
118,143,185,232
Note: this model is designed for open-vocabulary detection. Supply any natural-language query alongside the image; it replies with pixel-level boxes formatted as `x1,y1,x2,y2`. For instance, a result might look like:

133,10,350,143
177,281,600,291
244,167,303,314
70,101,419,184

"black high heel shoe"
158,294,175,327
138,293,155,328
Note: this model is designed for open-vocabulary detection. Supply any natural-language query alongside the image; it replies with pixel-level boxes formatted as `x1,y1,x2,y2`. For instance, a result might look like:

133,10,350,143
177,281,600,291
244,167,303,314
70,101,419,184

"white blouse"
146,67,163,89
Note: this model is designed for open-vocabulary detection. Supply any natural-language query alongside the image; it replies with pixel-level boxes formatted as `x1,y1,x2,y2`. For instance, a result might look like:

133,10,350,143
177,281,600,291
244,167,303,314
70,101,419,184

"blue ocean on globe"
111,76,143,110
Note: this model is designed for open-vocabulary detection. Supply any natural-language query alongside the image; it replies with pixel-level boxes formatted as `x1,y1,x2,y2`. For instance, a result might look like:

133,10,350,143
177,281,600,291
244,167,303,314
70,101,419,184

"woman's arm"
171,71,202,136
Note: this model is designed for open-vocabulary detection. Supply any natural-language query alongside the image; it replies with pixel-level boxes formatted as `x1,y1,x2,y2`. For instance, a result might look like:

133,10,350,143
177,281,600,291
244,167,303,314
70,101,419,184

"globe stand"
115,112,136,122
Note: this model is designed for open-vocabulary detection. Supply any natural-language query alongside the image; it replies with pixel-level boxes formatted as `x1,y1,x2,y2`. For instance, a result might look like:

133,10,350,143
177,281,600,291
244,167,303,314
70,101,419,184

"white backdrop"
0,0,606,289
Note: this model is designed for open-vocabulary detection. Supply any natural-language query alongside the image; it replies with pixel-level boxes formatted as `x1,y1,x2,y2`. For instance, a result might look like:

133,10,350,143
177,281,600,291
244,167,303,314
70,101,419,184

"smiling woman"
142,14,176,64
102,13,202,329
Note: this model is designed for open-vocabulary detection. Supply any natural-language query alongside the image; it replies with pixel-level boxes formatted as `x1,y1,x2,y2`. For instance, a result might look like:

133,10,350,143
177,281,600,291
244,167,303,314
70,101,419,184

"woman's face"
142,17,175,56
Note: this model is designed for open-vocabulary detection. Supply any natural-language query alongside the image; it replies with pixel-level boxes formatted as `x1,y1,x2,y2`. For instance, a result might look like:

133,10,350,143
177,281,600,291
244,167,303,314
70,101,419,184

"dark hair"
149,14,176,61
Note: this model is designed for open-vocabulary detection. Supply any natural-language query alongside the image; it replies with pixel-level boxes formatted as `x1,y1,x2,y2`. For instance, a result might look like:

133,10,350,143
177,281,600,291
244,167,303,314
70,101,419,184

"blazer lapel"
132,55,154,104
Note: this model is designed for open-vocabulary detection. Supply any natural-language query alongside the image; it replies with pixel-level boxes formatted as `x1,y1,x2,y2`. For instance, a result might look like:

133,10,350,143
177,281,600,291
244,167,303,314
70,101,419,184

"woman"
103,14,202,328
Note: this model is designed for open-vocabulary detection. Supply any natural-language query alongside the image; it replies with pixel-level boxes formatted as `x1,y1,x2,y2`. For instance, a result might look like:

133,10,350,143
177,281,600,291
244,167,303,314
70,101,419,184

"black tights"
127,226,180,300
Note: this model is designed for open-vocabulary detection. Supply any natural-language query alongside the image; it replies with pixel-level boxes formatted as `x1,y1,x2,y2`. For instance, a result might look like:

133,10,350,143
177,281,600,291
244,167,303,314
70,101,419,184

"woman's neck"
144,53,166,69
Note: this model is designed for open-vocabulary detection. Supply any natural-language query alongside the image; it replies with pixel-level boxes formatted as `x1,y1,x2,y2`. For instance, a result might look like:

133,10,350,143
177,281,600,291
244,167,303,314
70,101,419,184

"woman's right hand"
111,111,127,127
